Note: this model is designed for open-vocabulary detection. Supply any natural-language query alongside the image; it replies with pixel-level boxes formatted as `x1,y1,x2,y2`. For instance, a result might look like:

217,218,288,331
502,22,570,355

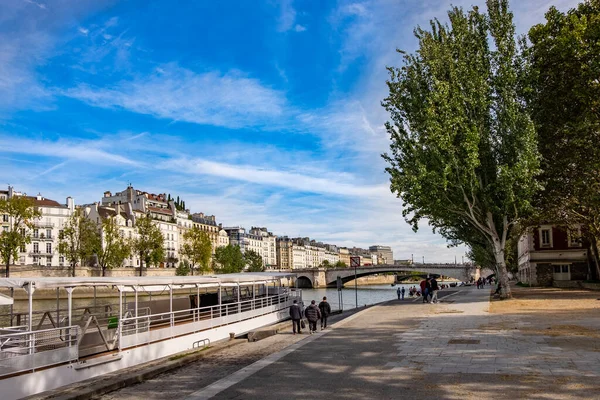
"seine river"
301,283,417,311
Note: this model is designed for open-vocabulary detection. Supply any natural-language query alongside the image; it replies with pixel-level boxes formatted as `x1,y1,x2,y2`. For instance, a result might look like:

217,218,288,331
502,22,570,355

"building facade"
369,245,394,265
1,187,75,268
517,224,592,286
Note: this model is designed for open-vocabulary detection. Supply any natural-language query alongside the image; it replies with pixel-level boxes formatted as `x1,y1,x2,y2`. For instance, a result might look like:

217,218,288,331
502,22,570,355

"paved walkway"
179,287,599,400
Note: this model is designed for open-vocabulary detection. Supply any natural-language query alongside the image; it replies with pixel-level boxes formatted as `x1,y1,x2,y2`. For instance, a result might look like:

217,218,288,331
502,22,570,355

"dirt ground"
487,284,600,347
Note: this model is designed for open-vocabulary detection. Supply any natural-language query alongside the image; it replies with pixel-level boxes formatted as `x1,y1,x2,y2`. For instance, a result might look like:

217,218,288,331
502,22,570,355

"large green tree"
244,249,264,272
97,217,131,277
213,244,245,274
382,0,541,297
132,215,165,276
58,208,99,277
0,196,41,277
526,0,600,278
181,226,213,275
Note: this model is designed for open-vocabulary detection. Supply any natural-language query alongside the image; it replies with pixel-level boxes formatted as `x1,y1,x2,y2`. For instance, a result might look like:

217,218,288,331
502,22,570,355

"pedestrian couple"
396,286,405,300
419,277,440,304
289,297,331,335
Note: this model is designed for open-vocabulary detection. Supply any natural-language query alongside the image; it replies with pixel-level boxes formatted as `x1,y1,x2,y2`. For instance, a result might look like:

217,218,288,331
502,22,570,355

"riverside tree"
244,249,264,272
382,0,541,297
132,215,165,276
0,196,41,277
58,209,100,277
526,0,600,277
213,244,245,274
181,225,213,275
97,217,131,277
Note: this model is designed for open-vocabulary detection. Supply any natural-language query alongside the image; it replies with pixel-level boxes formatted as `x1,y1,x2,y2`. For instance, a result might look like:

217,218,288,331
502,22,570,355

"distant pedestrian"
396,287,401,299
304,300,321,334
289,299,303,335
430,278,439,304
401,287,405,300
420,279,427,303
318,296,331,330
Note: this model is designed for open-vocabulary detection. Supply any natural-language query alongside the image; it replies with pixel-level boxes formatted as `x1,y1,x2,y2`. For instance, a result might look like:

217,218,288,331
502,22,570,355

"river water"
301,283,418,311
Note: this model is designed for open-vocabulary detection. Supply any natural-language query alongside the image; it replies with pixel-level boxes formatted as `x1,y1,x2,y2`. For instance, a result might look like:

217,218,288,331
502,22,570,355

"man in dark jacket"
430,277,439,303
318,296,331,330
304,300,321,334
289,299,303,335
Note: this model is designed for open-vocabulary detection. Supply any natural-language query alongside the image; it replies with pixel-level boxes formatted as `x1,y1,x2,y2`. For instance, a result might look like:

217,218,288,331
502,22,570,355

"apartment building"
1,186,75,267
250,227,277,269
517,224,592,286
369,245,394,265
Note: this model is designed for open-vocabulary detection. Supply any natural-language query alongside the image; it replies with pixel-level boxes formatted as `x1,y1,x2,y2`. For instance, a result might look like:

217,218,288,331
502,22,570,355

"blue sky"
0,0,578,262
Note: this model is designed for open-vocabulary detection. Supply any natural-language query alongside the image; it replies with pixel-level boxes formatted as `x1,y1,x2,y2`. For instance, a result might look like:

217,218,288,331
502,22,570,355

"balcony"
29,250,53,256
39,233,53,241
32,221,54,228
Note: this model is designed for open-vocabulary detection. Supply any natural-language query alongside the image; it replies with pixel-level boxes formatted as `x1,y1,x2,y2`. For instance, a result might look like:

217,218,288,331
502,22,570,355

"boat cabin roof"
0,272,296,290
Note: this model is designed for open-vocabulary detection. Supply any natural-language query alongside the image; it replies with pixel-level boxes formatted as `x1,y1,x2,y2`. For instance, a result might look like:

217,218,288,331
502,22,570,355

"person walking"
420,279,427,303
396,287,401,300
401,286,405,300
318,296,331,330
304,300,321,334
430,277,439,304
289,299,303,335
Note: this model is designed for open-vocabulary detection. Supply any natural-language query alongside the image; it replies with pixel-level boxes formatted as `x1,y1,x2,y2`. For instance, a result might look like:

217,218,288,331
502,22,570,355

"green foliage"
181,226,213,274
320,260,333,269
213,244,245,274
382,0,541,298
132,215,165,276
525,0,600,278
58,208,100,277
334,261,347,268
97,217,131,276
0,196,42,277
176,260,191,276
244,249,264,272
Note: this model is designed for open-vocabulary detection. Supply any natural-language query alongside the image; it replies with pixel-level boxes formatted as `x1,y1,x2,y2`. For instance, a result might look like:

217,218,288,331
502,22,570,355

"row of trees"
383,0,600,297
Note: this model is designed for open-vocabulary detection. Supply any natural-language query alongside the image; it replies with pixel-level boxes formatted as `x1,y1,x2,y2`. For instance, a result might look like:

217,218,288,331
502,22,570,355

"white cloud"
0,136,140,166
78,27,89,35
294,24,306,32
64,65,286,129
277,0,297,32
171,157,388,198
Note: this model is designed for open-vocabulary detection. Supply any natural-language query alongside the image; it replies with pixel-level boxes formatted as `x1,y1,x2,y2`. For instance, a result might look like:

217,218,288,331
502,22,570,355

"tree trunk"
139,252,144,277
491,239,512,299
102,265,106,277
72,262,76,278
590,239,600,281
5,258,9,278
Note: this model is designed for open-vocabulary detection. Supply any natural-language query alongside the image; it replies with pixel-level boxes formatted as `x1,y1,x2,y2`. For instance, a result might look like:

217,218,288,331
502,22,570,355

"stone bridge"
290,263,477,288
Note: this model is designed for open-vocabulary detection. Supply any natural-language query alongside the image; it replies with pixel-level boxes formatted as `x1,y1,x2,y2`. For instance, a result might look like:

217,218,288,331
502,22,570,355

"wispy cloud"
294,24,306,32
277,0,296,32
64,65,286,128
0,136,140,166
24,0,46,10
171,158,388,198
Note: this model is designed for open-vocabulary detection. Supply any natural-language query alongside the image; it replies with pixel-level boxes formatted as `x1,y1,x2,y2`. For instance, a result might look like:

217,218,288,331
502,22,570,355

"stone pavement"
182,287,599,400
389,287,600,377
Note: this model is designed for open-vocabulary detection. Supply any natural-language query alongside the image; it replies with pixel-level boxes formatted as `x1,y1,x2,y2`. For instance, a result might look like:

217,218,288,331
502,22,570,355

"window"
46,256,52,266
33,242,39,253
568,228,582,247
19,256,25,265
20,245,25,253
2,214,8,222
46,229,52,239
59,256,64,263
32,256,39,265
33,229,39,238
46,243,52,254
540,228,552,248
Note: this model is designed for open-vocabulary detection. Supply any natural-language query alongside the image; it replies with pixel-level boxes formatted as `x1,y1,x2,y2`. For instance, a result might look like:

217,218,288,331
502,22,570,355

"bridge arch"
296,275,314,289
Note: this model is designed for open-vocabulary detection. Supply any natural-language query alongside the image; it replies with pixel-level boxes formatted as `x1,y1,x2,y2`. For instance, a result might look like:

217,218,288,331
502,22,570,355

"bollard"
229,332,235,340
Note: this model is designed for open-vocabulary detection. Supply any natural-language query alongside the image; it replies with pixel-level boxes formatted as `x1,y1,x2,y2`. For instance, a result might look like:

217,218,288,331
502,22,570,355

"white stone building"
0,186,75,268
250,227,277,269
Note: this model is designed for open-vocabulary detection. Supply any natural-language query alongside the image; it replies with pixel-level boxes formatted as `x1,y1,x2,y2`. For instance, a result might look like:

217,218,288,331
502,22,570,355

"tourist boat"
0,272,299,400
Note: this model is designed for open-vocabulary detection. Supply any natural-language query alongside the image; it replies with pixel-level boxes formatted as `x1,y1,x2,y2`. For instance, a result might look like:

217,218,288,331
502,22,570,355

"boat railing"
5,304,118,331
119,291,301,347
0,325,80,377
